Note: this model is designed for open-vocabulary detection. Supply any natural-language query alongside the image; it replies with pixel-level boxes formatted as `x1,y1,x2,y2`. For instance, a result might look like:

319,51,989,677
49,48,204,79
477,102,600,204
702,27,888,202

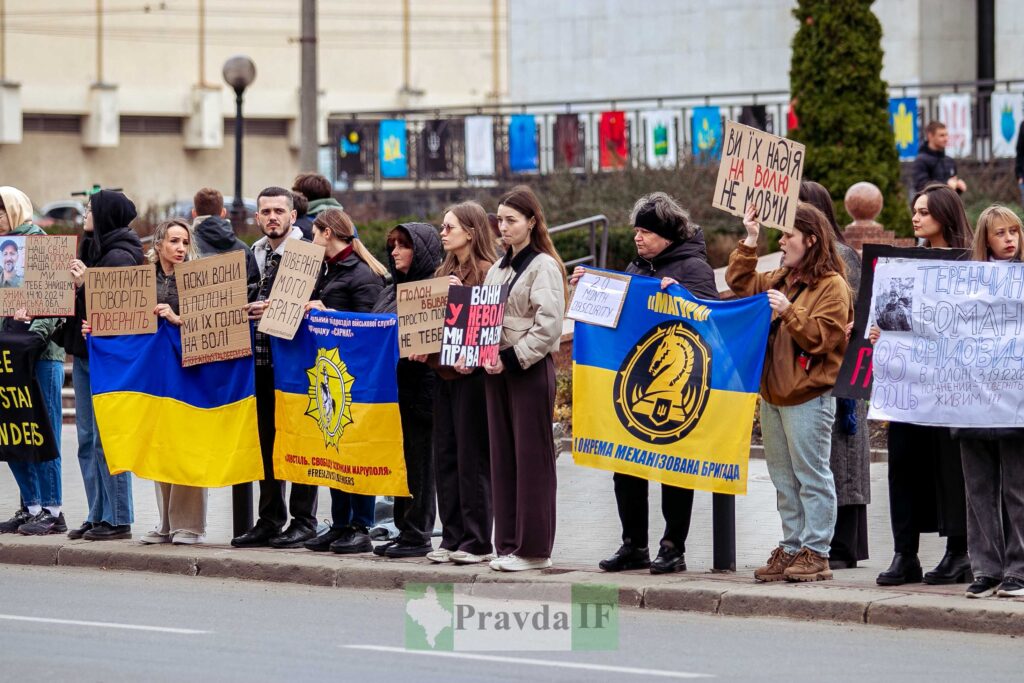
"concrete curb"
2,535,1021,636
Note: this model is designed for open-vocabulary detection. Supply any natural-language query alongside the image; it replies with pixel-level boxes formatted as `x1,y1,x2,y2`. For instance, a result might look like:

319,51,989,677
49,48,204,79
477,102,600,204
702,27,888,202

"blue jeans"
73,356,133,526
8,359,64,507
329,489,375,529
760,393,838,556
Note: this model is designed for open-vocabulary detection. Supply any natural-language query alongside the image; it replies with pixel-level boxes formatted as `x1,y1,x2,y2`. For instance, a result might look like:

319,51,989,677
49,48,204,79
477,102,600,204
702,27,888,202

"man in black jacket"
190,187,260,301
1016,120,1024,207
911,121,967,194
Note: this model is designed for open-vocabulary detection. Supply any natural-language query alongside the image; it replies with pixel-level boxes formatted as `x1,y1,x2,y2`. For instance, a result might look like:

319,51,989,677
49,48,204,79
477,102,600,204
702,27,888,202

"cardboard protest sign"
257,239,325,340
0,332,59,463
567,270,630,328
834,245,969,400
712,120,805,231
176,250,251,367
0,235,76,317
440,284,508,367
84,265,157,336
396,275,449,358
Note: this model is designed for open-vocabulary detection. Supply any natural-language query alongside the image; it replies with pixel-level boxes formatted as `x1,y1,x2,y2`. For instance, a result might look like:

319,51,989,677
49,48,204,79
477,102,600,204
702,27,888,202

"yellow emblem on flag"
304,347,355,449
893,102,914,149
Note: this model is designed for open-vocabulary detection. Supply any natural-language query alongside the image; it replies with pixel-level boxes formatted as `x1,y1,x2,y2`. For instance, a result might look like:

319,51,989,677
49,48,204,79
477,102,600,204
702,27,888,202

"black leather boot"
923,551,973,585
598,544,651,572
876,553,923,586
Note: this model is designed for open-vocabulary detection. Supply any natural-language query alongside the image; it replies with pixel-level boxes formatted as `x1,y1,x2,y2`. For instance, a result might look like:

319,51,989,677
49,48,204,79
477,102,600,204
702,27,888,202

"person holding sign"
63,190,144,541
872,184,972,587
0,186,67,536
370,222,444,558
570,192,717,574
300,208,387,554
726,202,851,583
480,186,566,572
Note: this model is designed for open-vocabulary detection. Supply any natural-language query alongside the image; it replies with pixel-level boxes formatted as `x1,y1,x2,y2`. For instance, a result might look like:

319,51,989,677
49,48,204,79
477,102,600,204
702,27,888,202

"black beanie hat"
633,204,680,242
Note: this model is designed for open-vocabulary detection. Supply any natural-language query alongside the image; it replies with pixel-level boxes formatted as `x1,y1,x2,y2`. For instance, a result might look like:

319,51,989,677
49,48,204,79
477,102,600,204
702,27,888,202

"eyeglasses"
440,223,464,234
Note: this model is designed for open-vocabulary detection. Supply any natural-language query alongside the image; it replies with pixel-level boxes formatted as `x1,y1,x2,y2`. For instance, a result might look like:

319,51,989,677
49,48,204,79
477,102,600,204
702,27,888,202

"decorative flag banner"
440,284,508,367
0,332,58,463
868,258,1024,428
599,111,628,170
991,92,1023,158
712,120,806,232
0,235,76,317
554,114,584,169
270,310,409,496
337,122,366,177
738,105,768,131
88,322,262,486
422,119,453,176
889,97,919,161
938,93,973,158
690,106,723,160
465,116,496,177
643,110,677,168
572,272,771,495
508,114,539,173
379,119,408,178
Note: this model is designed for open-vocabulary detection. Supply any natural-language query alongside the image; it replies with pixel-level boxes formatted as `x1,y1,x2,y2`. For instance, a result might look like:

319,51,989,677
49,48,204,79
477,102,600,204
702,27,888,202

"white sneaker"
171,531,205,545
450,550,493,565
426,548,452,563
499,556,552,572
489,555,512,571
139,530,171,545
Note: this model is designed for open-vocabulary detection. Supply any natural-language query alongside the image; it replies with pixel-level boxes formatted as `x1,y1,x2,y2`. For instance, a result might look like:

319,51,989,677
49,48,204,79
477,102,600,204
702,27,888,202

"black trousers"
433,373,493,555
393,398,437,545
613,473,694,552
830,503,869,562
255,365,317,531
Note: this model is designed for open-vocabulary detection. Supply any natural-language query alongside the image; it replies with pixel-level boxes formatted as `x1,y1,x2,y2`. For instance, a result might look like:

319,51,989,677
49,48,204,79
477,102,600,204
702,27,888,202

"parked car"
38,200,87,229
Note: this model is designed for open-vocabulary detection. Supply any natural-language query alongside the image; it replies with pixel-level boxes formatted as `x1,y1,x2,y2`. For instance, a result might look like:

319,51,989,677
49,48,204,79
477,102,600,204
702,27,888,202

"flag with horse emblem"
572,271,770,494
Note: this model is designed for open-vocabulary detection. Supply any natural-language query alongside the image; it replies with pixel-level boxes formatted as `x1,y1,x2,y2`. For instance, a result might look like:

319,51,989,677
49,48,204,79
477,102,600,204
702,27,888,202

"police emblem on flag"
305,348,355,449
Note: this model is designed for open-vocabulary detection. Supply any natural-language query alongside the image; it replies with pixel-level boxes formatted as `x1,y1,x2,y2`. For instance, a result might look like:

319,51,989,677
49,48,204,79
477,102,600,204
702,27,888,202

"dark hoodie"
63,190,145,356
193,215,260,301
911,144,958,193
625,227,719,300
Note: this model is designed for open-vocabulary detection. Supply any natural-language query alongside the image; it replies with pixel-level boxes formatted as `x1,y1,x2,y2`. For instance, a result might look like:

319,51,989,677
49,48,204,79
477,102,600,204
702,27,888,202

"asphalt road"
0,565,1018,682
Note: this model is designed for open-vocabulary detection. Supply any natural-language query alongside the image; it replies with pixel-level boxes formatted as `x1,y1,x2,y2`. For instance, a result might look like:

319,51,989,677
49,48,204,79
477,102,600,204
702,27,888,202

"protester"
1016,121,1024,207
912,121,966,194
370,222,444,558
798,181,870,569
475,186,565,572
569,192,717,575
292,173,341,240
873,183,973,586
727,202,851,583
64,190,143,541
300,208,388,554
957,205,1024,598
0,187,67,536
231,187,318,549
190,187,260,300
291,191,311,239
412,202,497,565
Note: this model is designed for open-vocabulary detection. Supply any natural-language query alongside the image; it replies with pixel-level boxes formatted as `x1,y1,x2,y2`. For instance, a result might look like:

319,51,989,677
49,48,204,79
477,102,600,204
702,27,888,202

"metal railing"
549,214,609,270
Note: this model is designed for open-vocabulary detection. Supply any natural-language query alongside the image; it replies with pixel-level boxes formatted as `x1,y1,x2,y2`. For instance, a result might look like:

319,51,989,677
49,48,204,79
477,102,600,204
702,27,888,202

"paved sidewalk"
2,426,1022,636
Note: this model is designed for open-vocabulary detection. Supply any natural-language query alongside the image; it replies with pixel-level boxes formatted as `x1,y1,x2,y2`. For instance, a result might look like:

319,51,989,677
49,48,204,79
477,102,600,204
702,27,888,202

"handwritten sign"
84,265,157,336
397,275,449,358
440,284,508,367
0,235,77,317
257,240,325,340
177,250,251,367
712,120,805,231
567,270,630,328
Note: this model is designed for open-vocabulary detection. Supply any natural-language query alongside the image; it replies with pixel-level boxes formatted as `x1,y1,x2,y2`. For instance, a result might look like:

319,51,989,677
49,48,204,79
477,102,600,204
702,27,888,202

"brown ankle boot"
754,547,796,582
783,548,833,582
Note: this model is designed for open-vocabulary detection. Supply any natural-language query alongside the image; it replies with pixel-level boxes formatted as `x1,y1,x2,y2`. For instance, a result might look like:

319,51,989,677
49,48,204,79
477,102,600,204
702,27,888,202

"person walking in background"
191,187,260,300
912,121,966,194
726,202,851,583
292,173,341,240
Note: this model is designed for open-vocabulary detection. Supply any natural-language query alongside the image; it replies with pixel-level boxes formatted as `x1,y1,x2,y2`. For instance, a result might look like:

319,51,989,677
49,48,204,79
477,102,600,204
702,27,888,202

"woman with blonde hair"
970,204,1021,262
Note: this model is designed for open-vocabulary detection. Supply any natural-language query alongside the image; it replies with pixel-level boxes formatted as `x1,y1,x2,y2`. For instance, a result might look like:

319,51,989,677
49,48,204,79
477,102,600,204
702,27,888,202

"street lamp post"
222,55,256,536
222,55,256,230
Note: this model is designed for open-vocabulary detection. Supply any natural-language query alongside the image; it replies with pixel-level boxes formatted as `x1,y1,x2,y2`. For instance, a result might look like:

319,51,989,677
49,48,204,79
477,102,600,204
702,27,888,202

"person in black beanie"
571,191,718,574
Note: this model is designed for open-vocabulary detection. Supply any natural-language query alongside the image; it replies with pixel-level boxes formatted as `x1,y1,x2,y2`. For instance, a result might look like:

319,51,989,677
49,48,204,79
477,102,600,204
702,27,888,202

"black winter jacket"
193,215,260,302
625,227,720,300
315,251,384,314
911,145,958,193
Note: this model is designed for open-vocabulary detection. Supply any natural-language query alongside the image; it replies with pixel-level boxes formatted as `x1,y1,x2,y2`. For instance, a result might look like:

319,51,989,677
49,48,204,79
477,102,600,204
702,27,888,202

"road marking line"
0,614,209,635
342,645,713,678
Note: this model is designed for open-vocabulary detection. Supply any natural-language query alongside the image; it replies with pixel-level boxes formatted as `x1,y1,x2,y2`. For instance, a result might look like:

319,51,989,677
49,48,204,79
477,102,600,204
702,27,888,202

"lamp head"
222,55,256,94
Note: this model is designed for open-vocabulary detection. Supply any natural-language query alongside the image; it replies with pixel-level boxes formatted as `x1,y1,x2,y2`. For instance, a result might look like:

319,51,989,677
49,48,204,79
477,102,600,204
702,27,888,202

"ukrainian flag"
89,322,263,486
572,271,770,495
270,310,409,496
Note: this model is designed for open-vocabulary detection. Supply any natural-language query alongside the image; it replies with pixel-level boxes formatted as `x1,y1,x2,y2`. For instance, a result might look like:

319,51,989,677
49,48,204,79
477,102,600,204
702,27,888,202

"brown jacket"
726,242,851,406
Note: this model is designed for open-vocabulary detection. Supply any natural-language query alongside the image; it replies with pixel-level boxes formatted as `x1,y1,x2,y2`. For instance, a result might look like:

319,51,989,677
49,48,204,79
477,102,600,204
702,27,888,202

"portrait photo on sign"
873,277,914,332
0,236,25,288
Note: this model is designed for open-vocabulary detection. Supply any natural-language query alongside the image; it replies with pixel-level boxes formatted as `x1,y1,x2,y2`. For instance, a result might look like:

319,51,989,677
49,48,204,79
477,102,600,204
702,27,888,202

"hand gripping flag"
270,310,409,496
88,322,262,486
572,272,770,495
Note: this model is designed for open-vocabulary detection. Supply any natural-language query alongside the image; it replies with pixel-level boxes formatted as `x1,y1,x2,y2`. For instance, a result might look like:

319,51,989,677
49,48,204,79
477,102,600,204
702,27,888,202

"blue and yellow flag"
572,272,770,495
89,322,263,486
270,311,409,496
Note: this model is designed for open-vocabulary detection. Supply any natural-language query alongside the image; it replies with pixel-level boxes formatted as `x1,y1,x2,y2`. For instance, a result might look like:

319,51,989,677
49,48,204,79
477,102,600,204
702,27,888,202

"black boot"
876,553,923,586
304,526,350,552
598,544,651,572
923,551,973,585
269,522,317,549
650,544,686,575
